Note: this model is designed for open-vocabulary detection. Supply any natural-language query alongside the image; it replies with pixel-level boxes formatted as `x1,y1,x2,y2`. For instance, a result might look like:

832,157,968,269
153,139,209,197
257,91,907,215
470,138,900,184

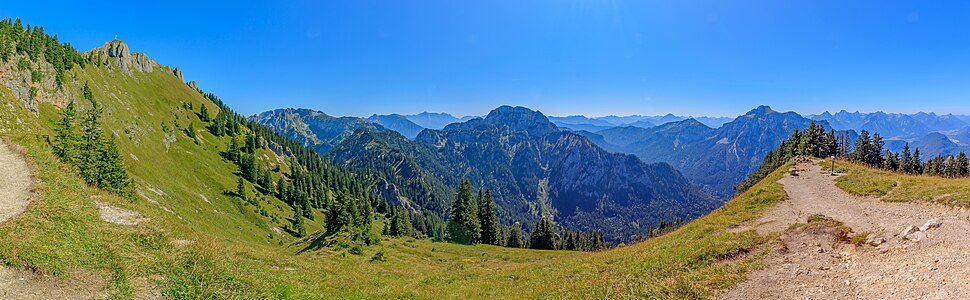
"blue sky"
4,1,970,117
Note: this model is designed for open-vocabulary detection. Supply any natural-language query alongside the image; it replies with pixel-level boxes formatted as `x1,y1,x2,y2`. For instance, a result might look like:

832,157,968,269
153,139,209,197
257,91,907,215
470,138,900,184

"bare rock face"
173,67,184,81
0,50,69,114
85,40,158,75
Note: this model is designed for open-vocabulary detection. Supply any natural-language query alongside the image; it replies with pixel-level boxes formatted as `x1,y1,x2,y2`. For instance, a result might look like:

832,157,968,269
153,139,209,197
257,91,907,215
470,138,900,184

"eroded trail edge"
0,139,31,225
719,161,970,299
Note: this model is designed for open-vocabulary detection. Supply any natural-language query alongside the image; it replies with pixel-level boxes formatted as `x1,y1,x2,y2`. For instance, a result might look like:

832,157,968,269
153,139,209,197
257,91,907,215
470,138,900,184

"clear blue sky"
4,1,970,117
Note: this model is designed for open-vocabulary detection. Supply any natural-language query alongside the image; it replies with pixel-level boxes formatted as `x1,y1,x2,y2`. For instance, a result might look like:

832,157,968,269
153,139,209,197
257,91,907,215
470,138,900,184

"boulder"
188,80,198,90
919,218,943,231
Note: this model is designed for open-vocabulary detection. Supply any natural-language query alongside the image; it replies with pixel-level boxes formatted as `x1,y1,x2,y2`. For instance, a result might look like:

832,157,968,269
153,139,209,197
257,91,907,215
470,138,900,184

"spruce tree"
52,101,78,164
447,179,480,244
957,152,969,177
477,189,499,245
292,205,306,237
98,136,133,197
506,222,524,248
199,105,210,122
78,103,105,185
529,217,557,250
236,177,247,200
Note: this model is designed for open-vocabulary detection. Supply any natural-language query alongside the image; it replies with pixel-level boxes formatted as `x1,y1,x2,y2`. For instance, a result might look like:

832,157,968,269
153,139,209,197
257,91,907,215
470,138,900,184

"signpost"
831,155,836,175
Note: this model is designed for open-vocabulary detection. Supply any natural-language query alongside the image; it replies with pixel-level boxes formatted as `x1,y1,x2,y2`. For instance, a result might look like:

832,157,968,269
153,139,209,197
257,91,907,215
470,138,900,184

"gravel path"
719,160,970,299
0,139,30,225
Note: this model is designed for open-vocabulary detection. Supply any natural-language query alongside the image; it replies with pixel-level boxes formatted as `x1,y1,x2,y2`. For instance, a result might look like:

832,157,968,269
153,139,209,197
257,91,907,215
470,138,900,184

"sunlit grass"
830,160,970,206
0,63,795,298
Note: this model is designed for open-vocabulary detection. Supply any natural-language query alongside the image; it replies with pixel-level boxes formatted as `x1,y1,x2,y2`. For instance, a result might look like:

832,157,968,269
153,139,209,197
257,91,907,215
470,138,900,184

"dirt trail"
0,139,31,225
719,161,970,299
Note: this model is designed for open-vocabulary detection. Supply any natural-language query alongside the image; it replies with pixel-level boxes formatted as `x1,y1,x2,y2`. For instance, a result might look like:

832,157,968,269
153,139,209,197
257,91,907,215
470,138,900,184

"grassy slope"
0,57,795,298
831,160,970,206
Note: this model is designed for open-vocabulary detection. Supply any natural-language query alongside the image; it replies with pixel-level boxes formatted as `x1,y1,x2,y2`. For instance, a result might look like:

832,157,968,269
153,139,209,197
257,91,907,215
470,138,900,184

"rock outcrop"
173,67,184,81
85,40,158,75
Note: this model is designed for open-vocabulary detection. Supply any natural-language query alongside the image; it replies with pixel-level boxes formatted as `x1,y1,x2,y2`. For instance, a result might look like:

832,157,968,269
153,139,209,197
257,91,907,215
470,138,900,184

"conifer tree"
529,217,557,250
506,222,524,248
52,101,78,163
98,135,133,197
292,205,306,237
236,177,247,200
78,103,105,185
199,105,210,122
446,179,480,244
477,189,500,245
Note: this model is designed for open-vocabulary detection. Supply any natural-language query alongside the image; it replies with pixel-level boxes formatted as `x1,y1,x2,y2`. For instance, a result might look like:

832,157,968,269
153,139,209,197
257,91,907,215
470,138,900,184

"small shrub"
31,70,43,82
349,245,364,255
370,250,386,263
851,232,871,246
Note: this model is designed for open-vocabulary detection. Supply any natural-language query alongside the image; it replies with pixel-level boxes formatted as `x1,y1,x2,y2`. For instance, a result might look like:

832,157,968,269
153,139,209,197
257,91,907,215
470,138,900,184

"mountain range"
255,106,721,242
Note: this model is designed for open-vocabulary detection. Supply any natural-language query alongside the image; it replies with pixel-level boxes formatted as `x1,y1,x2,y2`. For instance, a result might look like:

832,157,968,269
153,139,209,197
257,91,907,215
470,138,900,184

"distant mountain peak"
746,105,776,116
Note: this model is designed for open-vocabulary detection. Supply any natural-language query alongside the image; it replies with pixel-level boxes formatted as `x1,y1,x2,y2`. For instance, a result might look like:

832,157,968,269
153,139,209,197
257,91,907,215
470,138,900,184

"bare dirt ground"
0,139,31,225
0,140,112,299
719,160,970,299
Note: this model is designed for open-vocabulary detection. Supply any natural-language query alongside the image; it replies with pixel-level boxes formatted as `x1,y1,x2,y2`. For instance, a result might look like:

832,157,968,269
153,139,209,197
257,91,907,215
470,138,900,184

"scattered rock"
95,201,146,226
919,218,943,232
900,225,917,238
904,231,926,242
864,235,886,246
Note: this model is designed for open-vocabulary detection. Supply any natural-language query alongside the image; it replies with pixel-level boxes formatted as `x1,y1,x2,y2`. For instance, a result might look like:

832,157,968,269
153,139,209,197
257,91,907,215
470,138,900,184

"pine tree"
98,136,133,197
78,103,105,185
882,150,898,171
910,148,922,174
292,205,306,237
52,101,78,164
477,189,499,245
506,222,524,248
900,144,913,174
236,177,247,200
446,179,480,244
199,105,210,122
529,217,557,250
956,152,969,177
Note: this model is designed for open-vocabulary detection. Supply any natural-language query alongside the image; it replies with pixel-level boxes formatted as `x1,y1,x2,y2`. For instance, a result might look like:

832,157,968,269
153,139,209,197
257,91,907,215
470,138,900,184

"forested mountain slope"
260,105,721,242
